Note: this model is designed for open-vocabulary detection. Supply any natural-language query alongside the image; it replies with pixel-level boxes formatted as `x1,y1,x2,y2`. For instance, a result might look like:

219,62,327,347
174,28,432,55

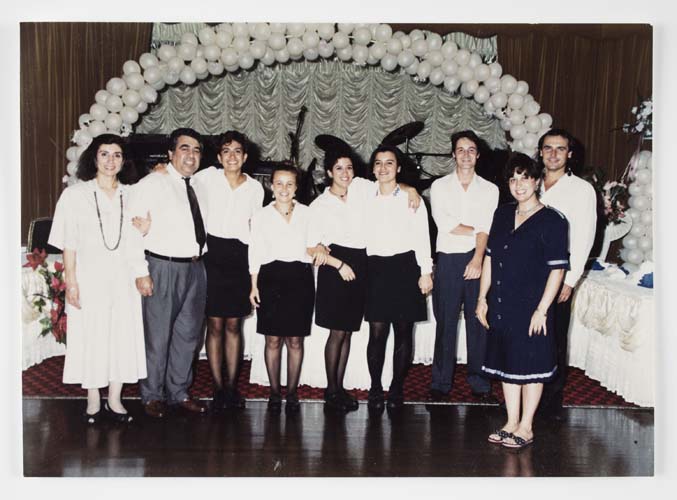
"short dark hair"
323,148,359,174
271,163,299,182
537,128,575,151
76,133,138,185
504,152,542,183
451,130,481,153
168,127,204,153
215,130,249,155
368,144,404,169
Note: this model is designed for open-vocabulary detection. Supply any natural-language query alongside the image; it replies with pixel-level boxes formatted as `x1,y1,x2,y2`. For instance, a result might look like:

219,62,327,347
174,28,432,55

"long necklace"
94,191,124,251
516,202,542,216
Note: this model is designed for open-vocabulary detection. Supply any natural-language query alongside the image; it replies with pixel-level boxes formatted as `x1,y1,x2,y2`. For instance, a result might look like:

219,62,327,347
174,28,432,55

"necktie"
183,177,206,256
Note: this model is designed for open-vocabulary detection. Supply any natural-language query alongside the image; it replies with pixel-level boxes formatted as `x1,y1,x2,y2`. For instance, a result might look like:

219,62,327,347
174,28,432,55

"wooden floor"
22,398,653,477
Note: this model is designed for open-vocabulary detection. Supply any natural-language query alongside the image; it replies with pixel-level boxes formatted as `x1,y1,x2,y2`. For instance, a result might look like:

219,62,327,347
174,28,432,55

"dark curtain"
20,23,651,243
20,22,153,243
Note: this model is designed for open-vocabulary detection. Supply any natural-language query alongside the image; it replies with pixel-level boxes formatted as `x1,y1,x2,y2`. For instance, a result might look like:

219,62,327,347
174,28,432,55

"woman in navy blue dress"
476,153,569,449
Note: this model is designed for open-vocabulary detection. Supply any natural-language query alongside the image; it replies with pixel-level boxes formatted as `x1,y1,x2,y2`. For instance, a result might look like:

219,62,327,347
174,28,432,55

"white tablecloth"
569,270,655,407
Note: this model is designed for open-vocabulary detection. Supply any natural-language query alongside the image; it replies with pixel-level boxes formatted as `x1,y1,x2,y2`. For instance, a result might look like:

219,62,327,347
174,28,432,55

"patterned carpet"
22,356,634,407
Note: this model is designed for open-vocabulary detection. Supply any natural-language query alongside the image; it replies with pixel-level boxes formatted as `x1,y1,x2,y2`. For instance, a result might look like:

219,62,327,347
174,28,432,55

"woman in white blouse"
193,131,264,411
48,134,149,424
249,164,314,414
364,145,433,411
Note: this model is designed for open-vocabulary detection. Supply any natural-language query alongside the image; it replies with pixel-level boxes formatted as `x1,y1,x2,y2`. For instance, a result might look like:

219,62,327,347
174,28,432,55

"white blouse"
430,171,499,254
364,184,433,275
193,167,264,245
540,173,597,288
248,202,312,274
306,177,373,249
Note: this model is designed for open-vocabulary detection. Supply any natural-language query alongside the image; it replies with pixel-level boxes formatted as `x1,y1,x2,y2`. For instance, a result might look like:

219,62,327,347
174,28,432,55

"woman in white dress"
364,145,433,412
48,134,150,424
249,164,314,415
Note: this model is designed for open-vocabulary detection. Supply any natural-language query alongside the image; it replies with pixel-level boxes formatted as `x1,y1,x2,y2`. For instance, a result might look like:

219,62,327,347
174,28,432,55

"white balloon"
157,44,177,62
268,33,286,51
213,31,233,50
508,93,525,110
640,182,653,196
454,49,470,66
483,99,497,114
460,79,479,97
286,23,305,38
484,76,500,93
139,53,159,69
629,195,649,211
74,129,93,147
490,92,508,109
399,34,411,50
275,48,290,63
233,36,250,54
89,120,107,137
198,27,216,45
397,50,415,68
409,29,424,41
66,145,79,161
104,113,122,131
318,41,335,59
626,249,644,265
336,46,353,61
302,31,320,49
426,33,443,51
78,113,93,128
468,53,482,68
640,210,653,226
332,31,350,49
443,76,461,93
489,62,503,78
538,113,553,129
417,60,432,80
337,23,354,34
122,60,141,75
510,124,527,140
523,133,539,149
225,63,240,73
457,65,474,82
426,50,444,67
500,75,517,94
441,59,458,76
440,41,458,59
151,78,166,91
139,85,158,103
375,23,393,42
637,150,651,169
168,56,185,73
118,105,138,124
317,23,335,40
303,48,319,61
623,235,639,249
638,236,652,251
411,39,428,57
286,38,304,57
386,37,403,55
142,65,162,86
353,27,371,46
135,100,148,114
106,77,127,96
268,23,286,34
369,42,386,60
515,80,529,96
122,89,141,108
124,72,145,91
179,66,197,84
635,169,652,185
474,64,490,82
191,57,208,74
208,61,225,75
628,183,642,196
381,54,398,72
629,223,646,237
524,93,534,103
253,23,271,41
500,118,512,131
164,69,180,85
405,59,419,75
429,68,445,86
352,44,369,64
221,47,238,66
104,94,123,113
94,90,110,106
511,139,524,151
509,110,525,125
523,116,541,134
523,100,541,117
177,43,197,61
66,161,78,176
231,23,249,38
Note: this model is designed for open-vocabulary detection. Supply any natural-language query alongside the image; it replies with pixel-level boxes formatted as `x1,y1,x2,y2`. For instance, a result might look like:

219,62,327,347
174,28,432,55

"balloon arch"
64,22,554,183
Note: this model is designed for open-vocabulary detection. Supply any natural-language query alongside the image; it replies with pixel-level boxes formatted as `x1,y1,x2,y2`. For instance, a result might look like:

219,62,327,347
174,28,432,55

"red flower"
23,248,47,270
54,261,64,272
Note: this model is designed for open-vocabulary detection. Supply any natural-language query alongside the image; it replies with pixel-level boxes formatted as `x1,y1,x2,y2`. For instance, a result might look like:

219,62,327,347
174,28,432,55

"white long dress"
48,180,147,389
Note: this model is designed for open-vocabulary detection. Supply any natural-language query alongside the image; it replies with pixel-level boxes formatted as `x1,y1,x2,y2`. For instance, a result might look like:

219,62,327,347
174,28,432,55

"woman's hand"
402,184,421,211
65,282,81,309
309,244,330,266
249,287,261,308
135,276,154,297
529,309,547,336
418,273,433,295
475,298,489,329
153,163,168,174
132,211,152,236
337,262,355,281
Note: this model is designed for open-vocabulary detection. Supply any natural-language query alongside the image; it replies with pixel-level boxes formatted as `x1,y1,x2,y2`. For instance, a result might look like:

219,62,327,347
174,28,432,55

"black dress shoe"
268,394,282,413
340,389,359,411
212,389,226,412
324,390,348,412
103,402,134,423
83,409,103,425
285,394,301,414
471,392,500,405
386,395,405,410
224,388,246,409
367,388,385,411
429,389,447,402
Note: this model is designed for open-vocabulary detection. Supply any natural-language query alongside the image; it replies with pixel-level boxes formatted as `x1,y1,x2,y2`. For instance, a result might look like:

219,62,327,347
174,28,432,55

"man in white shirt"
429,130,499,402
129,128,208,418
537,128,597,419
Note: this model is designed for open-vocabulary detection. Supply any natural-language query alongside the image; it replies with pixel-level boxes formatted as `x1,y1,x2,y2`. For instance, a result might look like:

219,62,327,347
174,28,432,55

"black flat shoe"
324,390,349,412
285,394,301,415
83,409,102,425
386,395,405,410
211,389,226,412
103,402,134,423
224,388,246,410
268,394,282,413
367,388,385,411
340,389,359,411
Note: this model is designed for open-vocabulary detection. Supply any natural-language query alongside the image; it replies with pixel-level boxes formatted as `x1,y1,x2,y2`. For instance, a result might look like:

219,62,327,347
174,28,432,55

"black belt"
145,250,202,263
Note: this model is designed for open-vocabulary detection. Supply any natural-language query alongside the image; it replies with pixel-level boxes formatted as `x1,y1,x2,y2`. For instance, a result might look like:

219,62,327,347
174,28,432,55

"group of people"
47,124,596,449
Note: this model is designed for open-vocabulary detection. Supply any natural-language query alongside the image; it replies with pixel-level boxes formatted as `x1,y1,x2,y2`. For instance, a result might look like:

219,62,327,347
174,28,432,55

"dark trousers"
539,291,572,412
431,251,490,394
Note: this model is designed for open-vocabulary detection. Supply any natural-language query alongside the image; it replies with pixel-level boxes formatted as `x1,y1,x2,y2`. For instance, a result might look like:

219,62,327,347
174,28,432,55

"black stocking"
223,317,243,391
325,330,347,393
337,332,352,390
391,321,414,396
367,322,390,392
285,337,304,397
206,317,225,390
264,336,282,397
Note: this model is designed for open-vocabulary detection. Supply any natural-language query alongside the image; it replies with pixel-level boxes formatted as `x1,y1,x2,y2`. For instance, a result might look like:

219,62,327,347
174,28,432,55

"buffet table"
568,270,655,407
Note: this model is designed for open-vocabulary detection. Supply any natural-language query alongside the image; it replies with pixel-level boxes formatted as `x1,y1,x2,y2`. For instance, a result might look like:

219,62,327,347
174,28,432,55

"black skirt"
257,260,315,337
204,234,252,318
315,244,367,331
365,250,427,323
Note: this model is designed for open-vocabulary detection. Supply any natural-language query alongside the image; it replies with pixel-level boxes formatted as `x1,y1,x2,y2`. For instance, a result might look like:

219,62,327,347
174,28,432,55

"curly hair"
75,134,138,184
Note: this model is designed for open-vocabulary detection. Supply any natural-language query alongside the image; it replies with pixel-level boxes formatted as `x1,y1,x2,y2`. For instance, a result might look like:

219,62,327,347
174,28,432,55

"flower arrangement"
23,248,67,344
582,166,629,225
622,97,652,140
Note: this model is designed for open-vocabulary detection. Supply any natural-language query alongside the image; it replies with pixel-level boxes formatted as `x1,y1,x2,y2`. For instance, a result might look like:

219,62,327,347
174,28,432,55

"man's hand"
132,211,152,236
463,256,483,280
135,276,154,297
419,273,433,294
65,282,81,309
557,284,573,303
